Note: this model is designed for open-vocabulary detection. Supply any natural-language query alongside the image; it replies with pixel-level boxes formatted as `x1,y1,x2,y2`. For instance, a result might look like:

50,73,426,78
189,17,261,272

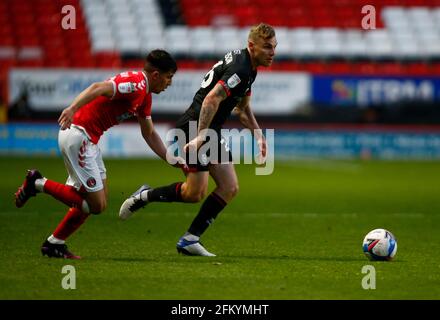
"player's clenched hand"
172,156,189,174
183,136,203,154
58,107,75,130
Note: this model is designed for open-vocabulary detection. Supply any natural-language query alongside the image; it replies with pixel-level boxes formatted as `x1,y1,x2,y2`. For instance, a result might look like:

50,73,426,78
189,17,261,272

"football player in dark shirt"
119,23,277,256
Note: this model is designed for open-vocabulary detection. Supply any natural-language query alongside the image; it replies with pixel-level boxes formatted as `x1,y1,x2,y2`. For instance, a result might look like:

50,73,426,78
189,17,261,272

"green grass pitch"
1,156,439,299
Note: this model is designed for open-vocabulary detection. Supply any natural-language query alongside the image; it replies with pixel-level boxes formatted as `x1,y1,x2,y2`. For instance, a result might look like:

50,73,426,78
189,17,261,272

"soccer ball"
362,228,397,261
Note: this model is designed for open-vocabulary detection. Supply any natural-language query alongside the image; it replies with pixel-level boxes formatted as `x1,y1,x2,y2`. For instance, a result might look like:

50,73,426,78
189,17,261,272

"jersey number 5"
200,60,224,89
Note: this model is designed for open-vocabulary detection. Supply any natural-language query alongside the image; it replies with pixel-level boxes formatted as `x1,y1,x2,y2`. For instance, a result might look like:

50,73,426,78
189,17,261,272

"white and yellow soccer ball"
362,228,397,261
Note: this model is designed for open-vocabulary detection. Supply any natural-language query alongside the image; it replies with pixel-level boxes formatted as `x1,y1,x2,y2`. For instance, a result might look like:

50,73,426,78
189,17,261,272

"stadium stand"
1,0,440,161
1,0,440,71
0,0,122,71
2,0,440,107
82,0,440,73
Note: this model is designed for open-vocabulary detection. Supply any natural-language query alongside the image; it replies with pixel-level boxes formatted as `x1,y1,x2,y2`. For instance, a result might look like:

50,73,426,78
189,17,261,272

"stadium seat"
214,28,242,55
273,28,292,56
165,26,191,56
1,0,440,77
391,33,420,58
327,61,353,74
94,52,121,68
190,27,216,56
290,28,317,58
364,30,394,58
315,28,343,57
0,46,16,73
407,62,430,75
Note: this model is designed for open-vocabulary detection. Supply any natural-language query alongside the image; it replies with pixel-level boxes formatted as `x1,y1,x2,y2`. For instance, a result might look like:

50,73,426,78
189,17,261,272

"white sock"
48,235,65,245
140,189,150,202
34,178,47,192
183,232,199,242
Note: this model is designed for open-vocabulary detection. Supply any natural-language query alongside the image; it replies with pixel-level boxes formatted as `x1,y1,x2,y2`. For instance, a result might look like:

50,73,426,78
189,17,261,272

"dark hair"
144,49,177,73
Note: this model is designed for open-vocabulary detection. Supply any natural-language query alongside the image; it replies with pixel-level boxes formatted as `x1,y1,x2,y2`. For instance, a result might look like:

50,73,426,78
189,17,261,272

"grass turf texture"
1,156,439,299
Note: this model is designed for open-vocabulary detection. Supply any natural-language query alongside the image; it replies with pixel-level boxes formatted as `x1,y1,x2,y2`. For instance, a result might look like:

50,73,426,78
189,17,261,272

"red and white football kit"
59,71,151,192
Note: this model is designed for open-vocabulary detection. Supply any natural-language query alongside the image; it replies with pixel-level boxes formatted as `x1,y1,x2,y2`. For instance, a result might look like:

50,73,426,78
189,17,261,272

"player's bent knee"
222,184,238,200
85,189,107,214
187,194,204,203
230,184,239,198
182,190,205,203
219,183,239,198
89,201,107,214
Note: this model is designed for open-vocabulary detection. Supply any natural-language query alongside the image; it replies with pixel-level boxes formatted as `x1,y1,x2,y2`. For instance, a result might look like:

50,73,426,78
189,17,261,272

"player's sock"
182,232,200,242
52,207,90,240
35,178,47,192
144,182,183,202
188,192,227,236
42,179,90,213
47,234,65,245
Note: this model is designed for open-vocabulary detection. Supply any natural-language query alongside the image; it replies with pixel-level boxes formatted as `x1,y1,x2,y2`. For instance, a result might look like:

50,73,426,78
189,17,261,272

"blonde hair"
248,23,276,42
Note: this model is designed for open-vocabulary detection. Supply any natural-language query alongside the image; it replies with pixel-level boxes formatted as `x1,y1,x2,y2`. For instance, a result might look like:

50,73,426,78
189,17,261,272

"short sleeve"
217,67,249,97
107,71,146,101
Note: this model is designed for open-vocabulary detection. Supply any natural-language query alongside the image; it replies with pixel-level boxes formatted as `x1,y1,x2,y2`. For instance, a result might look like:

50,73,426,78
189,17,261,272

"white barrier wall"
154,70,310,114
9,69,116,111
8,69,311,115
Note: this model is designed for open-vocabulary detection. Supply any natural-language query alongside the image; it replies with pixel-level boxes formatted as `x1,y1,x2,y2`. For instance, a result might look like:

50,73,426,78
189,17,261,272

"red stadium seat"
121,59,145,70
407,63,431,75
94,53,121,69
17,58,44,68
1,0,439,77
0,0,97,69
381,62,406,75
177,0,425,29
177,60,199,69
303,62,328,74
69,56,95,68
0,58,16,72
431,63,440,75
327,62,353,74
356,62,380,75
271,61,302,71
44,58,70,68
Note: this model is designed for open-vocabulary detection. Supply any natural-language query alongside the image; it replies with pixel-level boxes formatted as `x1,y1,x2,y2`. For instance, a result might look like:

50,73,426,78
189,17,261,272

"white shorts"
58,125,106,193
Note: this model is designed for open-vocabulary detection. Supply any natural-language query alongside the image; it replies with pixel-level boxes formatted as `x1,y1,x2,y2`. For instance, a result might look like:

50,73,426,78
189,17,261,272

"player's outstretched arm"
234,96,257,129
138,116,168,161
184,83,227,153
138,116,188,171
234,96,267,160
58,81,114,130
198,83,227,134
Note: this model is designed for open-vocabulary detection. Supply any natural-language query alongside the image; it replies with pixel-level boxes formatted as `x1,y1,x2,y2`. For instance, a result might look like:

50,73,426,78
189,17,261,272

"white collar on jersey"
142,71,150,93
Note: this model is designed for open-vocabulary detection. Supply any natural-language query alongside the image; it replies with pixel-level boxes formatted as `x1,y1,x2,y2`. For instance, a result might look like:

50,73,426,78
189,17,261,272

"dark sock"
188,192,227,237
148,182,183,202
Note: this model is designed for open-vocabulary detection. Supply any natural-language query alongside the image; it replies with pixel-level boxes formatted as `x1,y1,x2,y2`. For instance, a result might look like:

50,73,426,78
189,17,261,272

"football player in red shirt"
14,49,186,259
